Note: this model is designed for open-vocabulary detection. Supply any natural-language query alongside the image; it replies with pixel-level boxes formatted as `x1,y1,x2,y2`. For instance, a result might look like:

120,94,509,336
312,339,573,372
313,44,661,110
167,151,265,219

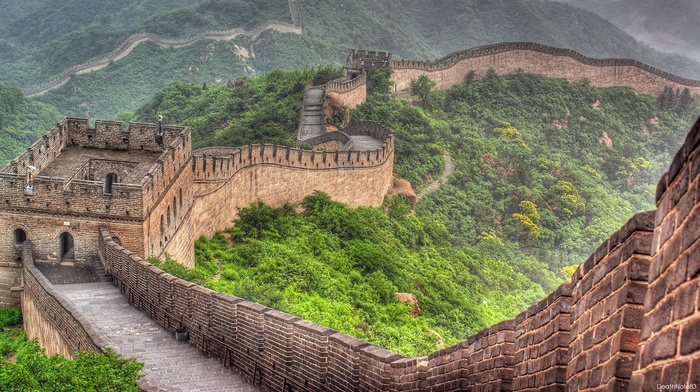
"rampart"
324,73,368,109
390,42,700,96
0,117,194,266
191,121,394,238
22,0,303,97
20,240,109,358
80,116,700,391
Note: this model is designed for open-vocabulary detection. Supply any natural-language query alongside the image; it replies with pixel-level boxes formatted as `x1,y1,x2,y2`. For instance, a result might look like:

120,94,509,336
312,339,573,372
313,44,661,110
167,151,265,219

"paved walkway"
53,281,258,392
348,135,384,151
298,87,325,141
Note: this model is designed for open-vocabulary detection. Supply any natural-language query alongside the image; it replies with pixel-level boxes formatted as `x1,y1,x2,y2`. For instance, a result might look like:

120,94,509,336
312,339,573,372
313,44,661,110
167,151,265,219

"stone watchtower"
0,118,195,268
345,49,392,79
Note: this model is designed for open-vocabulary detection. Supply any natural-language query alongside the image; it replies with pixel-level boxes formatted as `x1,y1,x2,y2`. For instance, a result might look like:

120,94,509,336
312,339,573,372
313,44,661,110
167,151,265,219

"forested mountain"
0,83,62,165
1,0,698,119
554,0,700,63
145,69,697,355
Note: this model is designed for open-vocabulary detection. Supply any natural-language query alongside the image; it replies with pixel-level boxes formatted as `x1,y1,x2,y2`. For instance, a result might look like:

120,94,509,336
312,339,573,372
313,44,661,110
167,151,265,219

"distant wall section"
191,121,394,238
391,43,700,96
325,74,367,109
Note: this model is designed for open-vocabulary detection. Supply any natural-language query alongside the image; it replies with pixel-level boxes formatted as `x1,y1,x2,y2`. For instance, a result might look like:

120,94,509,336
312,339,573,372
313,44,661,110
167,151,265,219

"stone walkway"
53,281,259,392
298,87,325,141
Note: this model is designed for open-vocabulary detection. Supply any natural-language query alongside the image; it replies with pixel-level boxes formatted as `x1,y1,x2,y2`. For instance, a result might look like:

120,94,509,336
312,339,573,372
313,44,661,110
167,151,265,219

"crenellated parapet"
380,42,700,96
191,121,394,239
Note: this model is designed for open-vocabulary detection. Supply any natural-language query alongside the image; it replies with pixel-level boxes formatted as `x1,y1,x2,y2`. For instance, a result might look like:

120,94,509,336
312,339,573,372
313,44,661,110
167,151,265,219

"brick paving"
39,146,161,184
36,264,97,284
53,282,259,392
299,87,325,141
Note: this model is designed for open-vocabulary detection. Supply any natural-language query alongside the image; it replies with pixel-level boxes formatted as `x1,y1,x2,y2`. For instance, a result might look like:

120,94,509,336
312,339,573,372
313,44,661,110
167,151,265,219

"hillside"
0,83,62,165
145,68,697,355
0,0,289,90
553,0,700,63
4,0,697,119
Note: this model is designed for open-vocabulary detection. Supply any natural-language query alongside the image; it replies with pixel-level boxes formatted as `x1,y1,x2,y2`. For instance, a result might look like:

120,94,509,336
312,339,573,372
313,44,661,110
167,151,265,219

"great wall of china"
2,40,700,390
22,0,302,97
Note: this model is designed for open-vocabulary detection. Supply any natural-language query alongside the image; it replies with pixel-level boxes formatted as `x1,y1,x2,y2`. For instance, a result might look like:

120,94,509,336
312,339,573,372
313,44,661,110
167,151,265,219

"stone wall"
21,241,110,358
630,118,700,389
95,111,700,390
191,121,394,239
325,74,367,109
390,42,700,96
567,211,654,391
0,262,21,307
0,210,143,266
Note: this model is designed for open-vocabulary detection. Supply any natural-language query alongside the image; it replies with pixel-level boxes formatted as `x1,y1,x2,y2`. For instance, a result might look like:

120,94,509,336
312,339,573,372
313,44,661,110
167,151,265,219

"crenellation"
387,42,700,96
9,45,700,391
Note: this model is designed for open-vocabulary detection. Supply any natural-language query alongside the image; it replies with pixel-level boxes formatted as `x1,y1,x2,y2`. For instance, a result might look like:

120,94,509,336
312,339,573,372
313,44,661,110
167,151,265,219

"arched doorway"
59,232,74,262
13,228,27,262
14,229,26,244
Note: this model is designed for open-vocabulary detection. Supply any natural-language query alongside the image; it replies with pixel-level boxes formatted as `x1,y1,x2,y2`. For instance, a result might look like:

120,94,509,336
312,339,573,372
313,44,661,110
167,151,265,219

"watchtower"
345,49,392,79
0,118,194,267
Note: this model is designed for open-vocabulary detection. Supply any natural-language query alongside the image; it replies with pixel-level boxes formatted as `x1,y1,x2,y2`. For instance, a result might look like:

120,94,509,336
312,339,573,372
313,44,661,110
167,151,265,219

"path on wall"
298,87,326,141
53,282,259,392
416,153,454,201
23,0,302,97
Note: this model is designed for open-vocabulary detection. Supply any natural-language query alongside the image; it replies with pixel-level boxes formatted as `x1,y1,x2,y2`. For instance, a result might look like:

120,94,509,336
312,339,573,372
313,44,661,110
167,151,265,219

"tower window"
105,173,118,194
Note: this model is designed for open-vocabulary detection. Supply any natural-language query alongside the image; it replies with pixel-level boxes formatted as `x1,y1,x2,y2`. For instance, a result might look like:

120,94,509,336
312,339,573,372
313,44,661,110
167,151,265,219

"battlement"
0,118,191,221
193,121,394,189
325,73,367,94
389,42,700,96
346,49,393,77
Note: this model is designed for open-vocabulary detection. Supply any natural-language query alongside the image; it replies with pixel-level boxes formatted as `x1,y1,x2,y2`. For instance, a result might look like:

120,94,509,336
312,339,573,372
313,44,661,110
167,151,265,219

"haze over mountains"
1,0,699,119
554,0,700,63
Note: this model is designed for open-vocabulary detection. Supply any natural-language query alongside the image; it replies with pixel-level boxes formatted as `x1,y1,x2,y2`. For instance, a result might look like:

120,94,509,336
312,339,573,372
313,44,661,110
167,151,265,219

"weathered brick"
680,317,700,356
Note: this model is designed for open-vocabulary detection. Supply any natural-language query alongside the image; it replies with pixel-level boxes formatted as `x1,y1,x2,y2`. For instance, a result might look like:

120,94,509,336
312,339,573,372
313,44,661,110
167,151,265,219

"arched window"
173,196,177,221
160,214,165,242
167,206,171,228
105,173,118,194
179,188,183,211
14,229,26,244
112,237,122,246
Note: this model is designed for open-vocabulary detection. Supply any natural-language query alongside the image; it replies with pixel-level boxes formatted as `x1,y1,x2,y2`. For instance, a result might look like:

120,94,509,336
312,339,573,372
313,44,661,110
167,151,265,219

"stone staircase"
298,87,325,141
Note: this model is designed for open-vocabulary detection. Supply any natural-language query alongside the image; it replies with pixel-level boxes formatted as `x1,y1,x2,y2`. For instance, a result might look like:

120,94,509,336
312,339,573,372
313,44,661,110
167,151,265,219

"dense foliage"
0,83,62,165
154,193,546,356
0,307,143,391
555,0,700,63
5,0,700,120
146,68,696,355
0,0,288,89
357,70,696,271
134,66,342,148
254,0,700,79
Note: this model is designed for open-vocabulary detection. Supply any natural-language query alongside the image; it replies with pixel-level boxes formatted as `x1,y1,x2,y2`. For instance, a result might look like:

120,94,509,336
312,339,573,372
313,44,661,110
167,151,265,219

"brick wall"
515,284,571,392
325,74,367,109
390,43,700,96
190,122,394,239
567,211,654,391
21,240,110,357
0,262,21,307
630,119,700,389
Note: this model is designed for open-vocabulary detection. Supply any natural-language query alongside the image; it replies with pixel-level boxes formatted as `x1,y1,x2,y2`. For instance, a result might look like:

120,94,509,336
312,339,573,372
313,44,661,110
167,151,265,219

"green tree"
409,75,436,109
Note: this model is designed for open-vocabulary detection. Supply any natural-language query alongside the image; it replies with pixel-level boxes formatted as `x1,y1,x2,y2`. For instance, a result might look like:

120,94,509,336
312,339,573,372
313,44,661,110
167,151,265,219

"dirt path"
416,153,454,201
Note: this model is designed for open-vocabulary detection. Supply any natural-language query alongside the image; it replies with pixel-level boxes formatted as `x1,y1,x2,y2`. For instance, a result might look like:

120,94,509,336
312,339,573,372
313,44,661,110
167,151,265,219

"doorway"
59,232,74,261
